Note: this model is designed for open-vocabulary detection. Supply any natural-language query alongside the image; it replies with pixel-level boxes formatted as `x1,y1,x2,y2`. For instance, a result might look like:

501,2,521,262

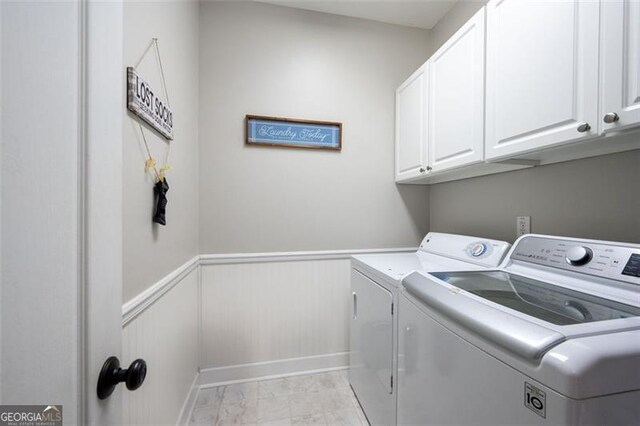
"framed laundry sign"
246,115,342,151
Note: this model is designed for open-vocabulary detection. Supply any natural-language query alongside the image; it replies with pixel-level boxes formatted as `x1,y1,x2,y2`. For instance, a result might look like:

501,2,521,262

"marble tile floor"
188,370,369,426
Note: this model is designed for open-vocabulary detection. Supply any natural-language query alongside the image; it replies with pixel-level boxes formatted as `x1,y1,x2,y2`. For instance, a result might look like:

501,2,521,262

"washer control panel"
565,246,593,266
622,254,640,278
510,236,640,285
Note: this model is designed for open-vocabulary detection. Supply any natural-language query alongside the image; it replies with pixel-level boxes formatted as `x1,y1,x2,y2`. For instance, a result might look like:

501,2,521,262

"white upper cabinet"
600,0,640,133
395,62,428,182
428,8,485,173
485,0,600,160
395,1,640,184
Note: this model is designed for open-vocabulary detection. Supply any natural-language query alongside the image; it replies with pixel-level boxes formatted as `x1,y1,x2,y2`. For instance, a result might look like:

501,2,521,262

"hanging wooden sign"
127,67,174,140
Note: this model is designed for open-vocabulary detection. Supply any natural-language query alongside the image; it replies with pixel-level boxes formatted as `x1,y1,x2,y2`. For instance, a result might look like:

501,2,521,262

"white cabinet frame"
600,0,640,133
428,7,486,173
485,0,600,160
395,63,429,182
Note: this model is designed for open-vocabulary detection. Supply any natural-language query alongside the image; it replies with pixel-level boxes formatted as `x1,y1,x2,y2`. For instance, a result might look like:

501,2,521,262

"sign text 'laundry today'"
246,115,342,151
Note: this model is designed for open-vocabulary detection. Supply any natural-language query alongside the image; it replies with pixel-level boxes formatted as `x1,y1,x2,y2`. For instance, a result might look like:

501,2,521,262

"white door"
1,1,125,424
600,0,640,133
428,7,485,173
395,62,428,182
349,270,394,426
485,0,599,160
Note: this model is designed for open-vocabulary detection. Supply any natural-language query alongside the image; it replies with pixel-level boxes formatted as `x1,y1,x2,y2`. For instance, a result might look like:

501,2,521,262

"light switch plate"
517,216,531,237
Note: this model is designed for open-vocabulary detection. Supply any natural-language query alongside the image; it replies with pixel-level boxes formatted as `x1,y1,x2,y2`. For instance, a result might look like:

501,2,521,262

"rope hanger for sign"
133,38,173,183
128,38,174,225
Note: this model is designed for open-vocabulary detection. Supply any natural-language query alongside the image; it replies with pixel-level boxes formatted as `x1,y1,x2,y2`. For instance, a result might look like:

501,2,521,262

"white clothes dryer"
349,232,511,425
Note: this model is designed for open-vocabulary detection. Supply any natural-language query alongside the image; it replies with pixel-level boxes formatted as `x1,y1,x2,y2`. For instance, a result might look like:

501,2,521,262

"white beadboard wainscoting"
196,248,414,386
120,248,414,425
199,258,351,385
122,258,199,426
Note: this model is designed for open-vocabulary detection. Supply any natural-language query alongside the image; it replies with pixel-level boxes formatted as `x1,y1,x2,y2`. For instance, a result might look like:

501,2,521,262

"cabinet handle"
352,292,357,319
576,122,591,133
419,167,426,173
426,166,433,171
603,112,619,124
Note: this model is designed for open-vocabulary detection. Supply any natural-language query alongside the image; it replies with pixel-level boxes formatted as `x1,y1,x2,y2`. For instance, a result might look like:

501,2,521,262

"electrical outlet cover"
517,216,531,237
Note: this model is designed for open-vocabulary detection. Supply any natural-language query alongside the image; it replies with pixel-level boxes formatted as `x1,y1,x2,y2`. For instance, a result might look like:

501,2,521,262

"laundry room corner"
194,0,433,393
120,1,435,424
197,1,432,255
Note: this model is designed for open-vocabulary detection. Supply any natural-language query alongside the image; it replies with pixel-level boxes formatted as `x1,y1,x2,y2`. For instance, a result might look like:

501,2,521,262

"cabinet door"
600,0,640,133
485,0,599,160
349,270,394,426
395,63,428,181
429,8,485,172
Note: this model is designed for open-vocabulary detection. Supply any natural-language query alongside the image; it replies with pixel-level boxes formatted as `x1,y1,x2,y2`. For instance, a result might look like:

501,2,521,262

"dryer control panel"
510,235,640,285
419,232,511,268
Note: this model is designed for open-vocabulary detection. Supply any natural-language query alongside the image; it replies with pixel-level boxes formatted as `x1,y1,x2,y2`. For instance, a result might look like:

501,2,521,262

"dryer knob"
470,243,488,257
565,246,593,266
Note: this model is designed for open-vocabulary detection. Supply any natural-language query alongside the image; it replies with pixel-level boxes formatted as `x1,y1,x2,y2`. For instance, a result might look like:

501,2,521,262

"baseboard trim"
176,372,200,426
122,255,199,327
198,352,349,388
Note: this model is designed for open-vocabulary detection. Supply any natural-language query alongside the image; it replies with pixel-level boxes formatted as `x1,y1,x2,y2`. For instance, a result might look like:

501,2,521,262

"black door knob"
97,356,147,400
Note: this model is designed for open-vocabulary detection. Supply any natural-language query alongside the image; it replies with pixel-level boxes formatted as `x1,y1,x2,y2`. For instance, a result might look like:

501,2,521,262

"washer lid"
430,270,640,325
403,272,566,361
404,271,640,398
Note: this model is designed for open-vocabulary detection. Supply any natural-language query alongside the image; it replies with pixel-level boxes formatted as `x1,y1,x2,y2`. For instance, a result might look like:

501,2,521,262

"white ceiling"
260,1,459,30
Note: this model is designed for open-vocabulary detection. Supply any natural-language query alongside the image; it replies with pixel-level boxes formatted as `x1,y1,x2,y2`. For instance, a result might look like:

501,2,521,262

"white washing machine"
349,232,511,426
398,234,640,426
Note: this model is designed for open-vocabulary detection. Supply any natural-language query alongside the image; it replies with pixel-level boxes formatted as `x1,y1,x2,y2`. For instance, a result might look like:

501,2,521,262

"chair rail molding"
122,255,199,326
198,247,417,265
121,247,417,323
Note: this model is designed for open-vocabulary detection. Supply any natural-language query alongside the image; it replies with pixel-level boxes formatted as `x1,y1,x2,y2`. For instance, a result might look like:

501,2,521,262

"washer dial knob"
470,243,488,257
565,246,593,266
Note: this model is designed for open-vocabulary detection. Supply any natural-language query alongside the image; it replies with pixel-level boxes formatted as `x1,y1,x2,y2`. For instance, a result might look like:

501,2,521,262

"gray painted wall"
198,2,431,254
430,150,640,244
428,1,640,244
123,1,199,301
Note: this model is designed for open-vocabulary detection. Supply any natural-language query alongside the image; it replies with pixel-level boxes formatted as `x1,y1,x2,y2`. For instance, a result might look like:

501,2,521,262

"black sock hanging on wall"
153,179,170,226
